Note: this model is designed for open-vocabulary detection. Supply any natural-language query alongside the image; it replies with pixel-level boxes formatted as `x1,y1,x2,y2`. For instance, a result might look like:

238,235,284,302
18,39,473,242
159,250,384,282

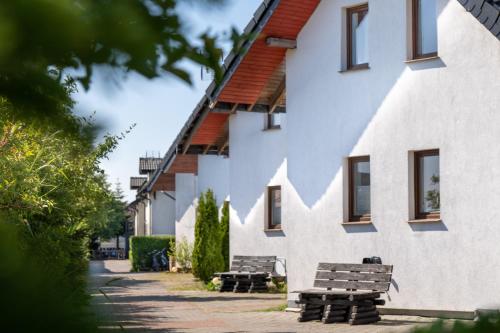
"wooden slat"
233,255,276,260
314,280,390,292
232,260,275,266
315,271,391,282
317,263,393,274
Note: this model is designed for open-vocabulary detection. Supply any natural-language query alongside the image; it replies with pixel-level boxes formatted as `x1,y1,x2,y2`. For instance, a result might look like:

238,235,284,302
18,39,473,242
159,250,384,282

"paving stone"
89,260,446,333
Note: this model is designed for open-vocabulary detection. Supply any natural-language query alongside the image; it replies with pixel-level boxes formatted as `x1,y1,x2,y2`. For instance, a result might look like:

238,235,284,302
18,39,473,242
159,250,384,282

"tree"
220,201,230,271
0,0,230,134
192,189,224,282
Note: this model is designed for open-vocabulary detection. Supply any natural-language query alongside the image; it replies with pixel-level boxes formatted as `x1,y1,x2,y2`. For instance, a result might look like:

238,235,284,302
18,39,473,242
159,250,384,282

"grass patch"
256,303,288,312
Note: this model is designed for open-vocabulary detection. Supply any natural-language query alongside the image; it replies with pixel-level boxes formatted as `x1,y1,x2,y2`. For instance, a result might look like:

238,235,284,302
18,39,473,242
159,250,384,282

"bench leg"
321,303,349,323
347,298,382,325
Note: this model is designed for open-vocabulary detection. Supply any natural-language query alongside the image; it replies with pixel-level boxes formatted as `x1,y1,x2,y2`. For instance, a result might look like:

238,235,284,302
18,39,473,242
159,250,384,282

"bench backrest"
314,263,393,292
230,255,277,273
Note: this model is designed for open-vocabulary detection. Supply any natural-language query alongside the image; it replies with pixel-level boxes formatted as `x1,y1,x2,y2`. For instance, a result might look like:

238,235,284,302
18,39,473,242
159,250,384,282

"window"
347,4,369,69
267,112,281,129
412,0,438,59
414,150,440,219
267,186,281,229
348,156,371,222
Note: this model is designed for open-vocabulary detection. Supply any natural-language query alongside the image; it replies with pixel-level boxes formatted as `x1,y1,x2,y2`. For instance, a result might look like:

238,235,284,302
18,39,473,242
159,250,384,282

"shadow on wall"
286,1,449,211
230,111,287,227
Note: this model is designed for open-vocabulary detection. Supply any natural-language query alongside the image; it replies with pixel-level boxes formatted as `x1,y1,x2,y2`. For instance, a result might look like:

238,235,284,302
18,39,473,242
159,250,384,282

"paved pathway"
89,260,440,333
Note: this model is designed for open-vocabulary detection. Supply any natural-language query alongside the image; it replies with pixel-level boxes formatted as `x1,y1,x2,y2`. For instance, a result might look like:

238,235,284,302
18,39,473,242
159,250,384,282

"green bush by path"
129,236,174,271
192,189,224,282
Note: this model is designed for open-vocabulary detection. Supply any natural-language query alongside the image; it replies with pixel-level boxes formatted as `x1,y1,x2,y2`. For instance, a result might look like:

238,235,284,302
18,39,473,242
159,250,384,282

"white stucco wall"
174,156,230,245
229,112,288,275
175,173,198,244
284,0,500,312
198,155,230,207
150,191,176,236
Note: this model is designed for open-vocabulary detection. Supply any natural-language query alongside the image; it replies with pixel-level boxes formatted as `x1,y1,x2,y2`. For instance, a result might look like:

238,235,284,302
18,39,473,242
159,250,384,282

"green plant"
220,201,230,271
413,314,500,332
270,278,288,294
129,236,174,272
205,281,220,292
192,189,225,282
168,236,193,272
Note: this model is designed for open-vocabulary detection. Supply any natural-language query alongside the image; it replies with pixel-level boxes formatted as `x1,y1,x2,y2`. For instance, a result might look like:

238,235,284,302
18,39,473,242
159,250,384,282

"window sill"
263,126,281,131
408,218,442,224
405,56,440,64
264,228,283,232
338,64,370,73
342,221,373,225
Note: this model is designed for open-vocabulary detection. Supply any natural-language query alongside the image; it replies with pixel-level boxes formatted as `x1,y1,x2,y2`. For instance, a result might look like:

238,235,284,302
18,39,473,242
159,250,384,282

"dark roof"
458,0,500,39
130,177,147,190
139,158,163,174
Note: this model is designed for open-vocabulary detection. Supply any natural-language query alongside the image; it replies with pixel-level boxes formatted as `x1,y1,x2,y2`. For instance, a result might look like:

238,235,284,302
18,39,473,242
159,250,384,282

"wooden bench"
296,263,393,325
214,255,276,293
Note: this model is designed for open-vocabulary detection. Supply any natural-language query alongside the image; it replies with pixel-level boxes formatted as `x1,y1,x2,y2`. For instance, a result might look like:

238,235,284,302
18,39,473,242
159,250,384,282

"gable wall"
284,0,500,311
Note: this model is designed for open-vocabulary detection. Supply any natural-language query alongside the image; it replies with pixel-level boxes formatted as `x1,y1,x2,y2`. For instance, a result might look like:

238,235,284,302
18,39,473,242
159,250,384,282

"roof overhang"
142,0,320,194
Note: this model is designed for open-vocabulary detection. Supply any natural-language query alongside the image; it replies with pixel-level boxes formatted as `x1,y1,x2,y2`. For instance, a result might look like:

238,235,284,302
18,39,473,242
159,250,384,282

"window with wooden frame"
411,0,438,59
267,186,282,229
346,4,369,70
348,156,371,222
414,149,440,219
266,112,281,130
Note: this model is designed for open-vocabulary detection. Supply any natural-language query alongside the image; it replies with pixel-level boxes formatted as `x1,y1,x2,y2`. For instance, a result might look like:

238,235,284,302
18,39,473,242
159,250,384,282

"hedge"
129,236,175,271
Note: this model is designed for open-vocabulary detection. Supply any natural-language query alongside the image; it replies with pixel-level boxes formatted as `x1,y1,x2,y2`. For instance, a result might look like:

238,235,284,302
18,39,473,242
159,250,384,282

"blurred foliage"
0,0,231,133
0,223,98,332
0,100,130,331
413,315,500,333
129,235,175,271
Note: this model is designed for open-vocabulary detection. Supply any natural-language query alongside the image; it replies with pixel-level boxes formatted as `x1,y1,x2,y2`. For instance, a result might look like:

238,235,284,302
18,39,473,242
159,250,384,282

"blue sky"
74,1,261,202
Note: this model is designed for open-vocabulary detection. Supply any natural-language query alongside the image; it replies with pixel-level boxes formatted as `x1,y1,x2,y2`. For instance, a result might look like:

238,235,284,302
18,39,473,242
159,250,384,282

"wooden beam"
203,145,211,155
218,139,229,155
182,108,209,154
212,102,239,114
266,37,297,49
269,78,286,114
230,103,239,114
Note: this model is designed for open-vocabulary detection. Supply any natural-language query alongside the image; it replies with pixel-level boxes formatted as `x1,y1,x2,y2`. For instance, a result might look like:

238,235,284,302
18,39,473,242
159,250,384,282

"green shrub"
0,223,98,332
220,201,230,271
168,236,193,272
192,189,224,282
129,236,174,272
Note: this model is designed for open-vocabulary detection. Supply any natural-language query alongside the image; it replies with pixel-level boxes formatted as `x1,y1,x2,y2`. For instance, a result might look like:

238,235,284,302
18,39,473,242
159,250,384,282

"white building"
130,157,176,236
176,0,500,317
138,115,230,244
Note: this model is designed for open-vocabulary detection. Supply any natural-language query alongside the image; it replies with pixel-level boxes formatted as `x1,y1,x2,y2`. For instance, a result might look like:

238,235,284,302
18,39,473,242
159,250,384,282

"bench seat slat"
315,271,391,282
295,289,378,296
233,255,276,260
317,263,392,273
314,280,390,292
231,261,275,267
